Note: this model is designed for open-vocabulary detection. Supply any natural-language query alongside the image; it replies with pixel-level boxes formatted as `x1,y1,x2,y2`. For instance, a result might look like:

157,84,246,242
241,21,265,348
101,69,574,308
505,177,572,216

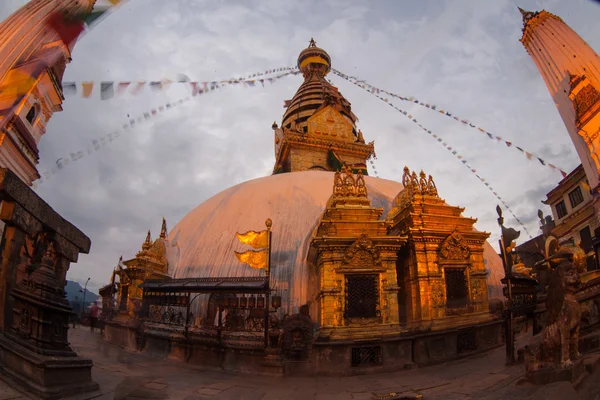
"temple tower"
0,0,95,185
520,8,600,191
273,39,375,174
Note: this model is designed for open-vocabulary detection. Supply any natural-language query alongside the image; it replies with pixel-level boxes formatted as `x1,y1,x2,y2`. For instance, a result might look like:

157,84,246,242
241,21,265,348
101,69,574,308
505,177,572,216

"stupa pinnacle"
273,39,374,175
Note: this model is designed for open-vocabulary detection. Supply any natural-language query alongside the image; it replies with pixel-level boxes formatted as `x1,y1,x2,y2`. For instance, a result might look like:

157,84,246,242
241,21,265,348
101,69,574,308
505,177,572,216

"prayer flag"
116,82,130,96
130,82,145,95
63,82,77,96
81,82,94,98
234,250,268,270
100,82,114,100
47,11,85,47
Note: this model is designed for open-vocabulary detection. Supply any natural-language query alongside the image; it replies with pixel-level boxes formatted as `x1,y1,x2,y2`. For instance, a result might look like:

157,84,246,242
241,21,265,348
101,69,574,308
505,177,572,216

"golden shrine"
105,218,170,319
103,40,505,374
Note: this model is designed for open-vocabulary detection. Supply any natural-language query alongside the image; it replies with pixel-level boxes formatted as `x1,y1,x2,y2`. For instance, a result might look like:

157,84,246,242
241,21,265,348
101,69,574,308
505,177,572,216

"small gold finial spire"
160,217,168,238
309,37,316,47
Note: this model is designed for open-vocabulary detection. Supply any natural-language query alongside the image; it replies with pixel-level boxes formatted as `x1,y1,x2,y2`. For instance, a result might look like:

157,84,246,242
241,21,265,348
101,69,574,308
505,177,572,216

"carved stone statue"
525,250,583,372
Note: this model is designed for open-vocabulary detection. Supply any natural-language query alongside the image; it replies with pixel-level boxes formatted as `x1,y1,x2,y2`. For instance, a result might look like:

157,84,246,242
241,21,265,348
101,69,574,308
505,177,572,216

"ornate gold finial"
160,217,168,239
309,38,317,47
331,167,368,198
401,166,439,197
427,174,438,196
265,218,272,229
402,166,411,187
142,230,152,251
356,170,368,198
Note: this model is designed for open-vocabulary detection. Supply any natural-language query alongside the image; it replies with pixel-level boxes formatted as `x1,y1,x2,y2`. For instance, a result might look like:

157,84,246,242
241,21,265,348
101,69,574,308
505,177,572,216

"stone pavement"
0,329,597,400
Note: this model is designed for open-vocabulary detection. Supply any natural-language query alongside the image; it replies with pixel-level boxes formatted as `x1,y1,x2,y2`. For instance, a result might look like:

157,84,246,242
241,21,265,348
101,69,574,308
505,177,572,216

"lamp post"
81,277,90,320
496,206,520,365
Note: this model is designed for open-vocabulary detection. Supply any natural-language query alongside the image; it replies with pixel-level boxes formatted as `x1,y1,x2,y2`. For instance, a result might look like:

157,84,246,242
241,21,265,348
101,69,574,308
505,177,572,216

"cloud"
0,0,597,290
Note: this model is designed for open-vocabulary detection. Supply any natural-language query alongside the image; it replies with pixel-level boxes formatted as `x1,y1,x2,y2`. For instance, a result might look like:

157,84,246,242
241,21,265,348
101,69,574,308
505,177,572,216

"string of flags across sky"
33,70,298,188
332,69,568,179
332,72,534,238
61,67,297,100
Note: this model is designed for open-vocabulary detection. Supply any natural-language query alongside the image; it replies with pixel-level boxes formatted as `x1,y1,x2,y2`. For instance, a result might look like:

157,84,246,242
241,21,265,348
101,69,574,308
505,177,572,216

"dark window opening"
26,106,37,124
556,200,568,219
568,186,584,208
345,274,378,319
351,346,382,366
119,286,129,311
445,268,468,308
579,226,597,271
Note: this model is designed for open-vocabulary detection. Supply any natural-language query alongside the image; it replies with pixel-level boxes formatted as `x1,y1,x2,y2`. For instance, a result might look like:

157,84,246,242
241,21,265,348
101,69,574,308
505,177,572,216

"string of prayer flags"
332,69,568,178
334,73,533,239
60,67,298,100
35,69,296,187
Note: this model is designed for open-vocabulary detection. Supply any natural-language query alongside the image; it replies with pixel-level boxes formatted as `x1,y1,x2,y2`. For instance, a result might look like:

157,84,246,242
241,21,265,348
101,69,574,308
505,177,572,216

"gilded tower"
273,39,375,174
0,0,95,185
520,8,600,191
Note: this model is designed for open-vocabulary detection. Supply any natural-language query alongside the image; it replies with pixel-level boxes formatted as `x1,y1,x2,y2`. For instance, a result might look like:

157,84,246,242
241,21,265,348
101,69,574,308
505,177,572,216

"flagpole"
264,218,272,348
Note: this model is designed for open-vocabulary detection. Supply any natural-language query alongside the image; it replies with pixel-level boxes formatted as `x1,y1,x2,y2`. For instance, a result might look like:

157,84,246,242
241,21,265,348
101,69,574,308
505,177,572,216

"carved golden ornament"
342,234,382,267
431,281,445,307
439,230,471,260
401,166,438,197
471,279,482,300
332,167,368,198
573,83,600,119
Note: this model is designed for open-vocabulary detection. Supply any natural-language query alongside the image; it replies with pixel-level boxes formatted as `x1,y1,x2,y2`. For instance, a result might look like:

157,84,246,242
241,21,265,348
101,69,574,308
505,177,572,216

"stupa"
105,40,506,374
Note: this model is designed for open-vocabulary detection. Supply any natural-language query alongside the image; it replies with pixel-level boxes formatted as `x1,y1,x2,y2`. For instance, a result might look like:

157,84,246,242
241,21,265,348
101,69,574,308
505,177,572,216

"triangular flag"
81,82,94,98
116,82,130,96
100,81,114,100
62,82,77,96
47,11,85,48
130,82,145,95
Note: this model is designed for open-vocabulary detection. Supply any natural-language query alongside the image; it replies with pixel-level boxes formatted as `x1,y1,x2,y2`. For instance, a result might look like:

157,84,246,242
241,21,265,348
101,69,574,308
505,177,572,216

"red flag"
47,11,85,47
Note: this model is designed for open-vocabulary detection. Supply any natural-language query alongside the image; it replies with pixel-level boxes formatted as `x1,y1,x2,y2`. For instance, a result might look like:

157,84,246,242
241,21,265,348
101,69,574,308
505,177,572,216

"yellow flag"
236,230,268,249
235,250,268,269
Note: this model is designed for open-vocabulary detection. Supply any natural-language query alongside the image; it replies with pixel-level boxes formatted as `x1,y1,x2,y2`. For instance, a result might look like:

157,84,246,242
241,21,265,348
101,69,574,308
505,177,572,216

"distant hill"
64,280,99,305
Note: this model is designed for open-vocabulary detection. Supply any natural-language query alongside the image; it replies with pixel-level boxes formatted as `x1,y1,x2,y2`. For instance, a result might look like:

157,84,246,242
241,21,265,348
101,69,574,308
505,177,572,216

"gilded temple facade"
103,40,503,374
309,166,492,342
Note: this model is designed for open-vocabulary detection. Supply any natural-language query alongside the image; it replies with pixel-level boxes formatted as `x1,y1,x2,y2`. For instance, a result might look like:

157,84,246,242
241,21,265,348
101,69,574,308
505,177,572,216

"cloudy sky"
1,0,597,292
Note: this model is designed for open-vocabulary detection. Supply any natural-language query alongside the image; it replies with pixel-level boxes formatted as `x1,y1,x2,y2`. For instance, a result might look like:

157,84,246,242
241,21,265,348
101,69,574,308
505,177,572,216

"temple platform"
104,318,503,376
3,328,600,400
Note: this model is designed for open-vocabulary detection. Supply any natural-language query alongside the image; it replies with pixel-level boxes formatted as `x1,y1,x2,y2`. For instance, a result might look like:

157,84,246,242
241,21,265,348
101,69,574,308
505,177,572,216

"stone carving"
23,231,51,274
342,234,381,267
439,230,470,261
282,313,313,360
525,251,583,372
402,166,439,197
431,281,445,307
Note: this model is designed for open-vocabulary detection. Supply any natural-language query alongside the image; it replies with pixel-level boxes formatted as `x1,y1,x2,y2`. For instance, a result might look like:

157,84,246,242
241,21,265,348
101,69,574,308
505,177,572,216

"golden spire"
142,230,152,251
160,217,168,239
297,38,331,77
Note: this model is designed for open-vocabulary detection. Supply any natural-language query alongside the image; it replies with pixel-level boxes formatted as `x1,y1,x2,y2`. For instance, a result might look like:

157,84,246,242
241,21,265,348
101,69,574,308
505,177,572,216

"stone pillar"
0,168,98,399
